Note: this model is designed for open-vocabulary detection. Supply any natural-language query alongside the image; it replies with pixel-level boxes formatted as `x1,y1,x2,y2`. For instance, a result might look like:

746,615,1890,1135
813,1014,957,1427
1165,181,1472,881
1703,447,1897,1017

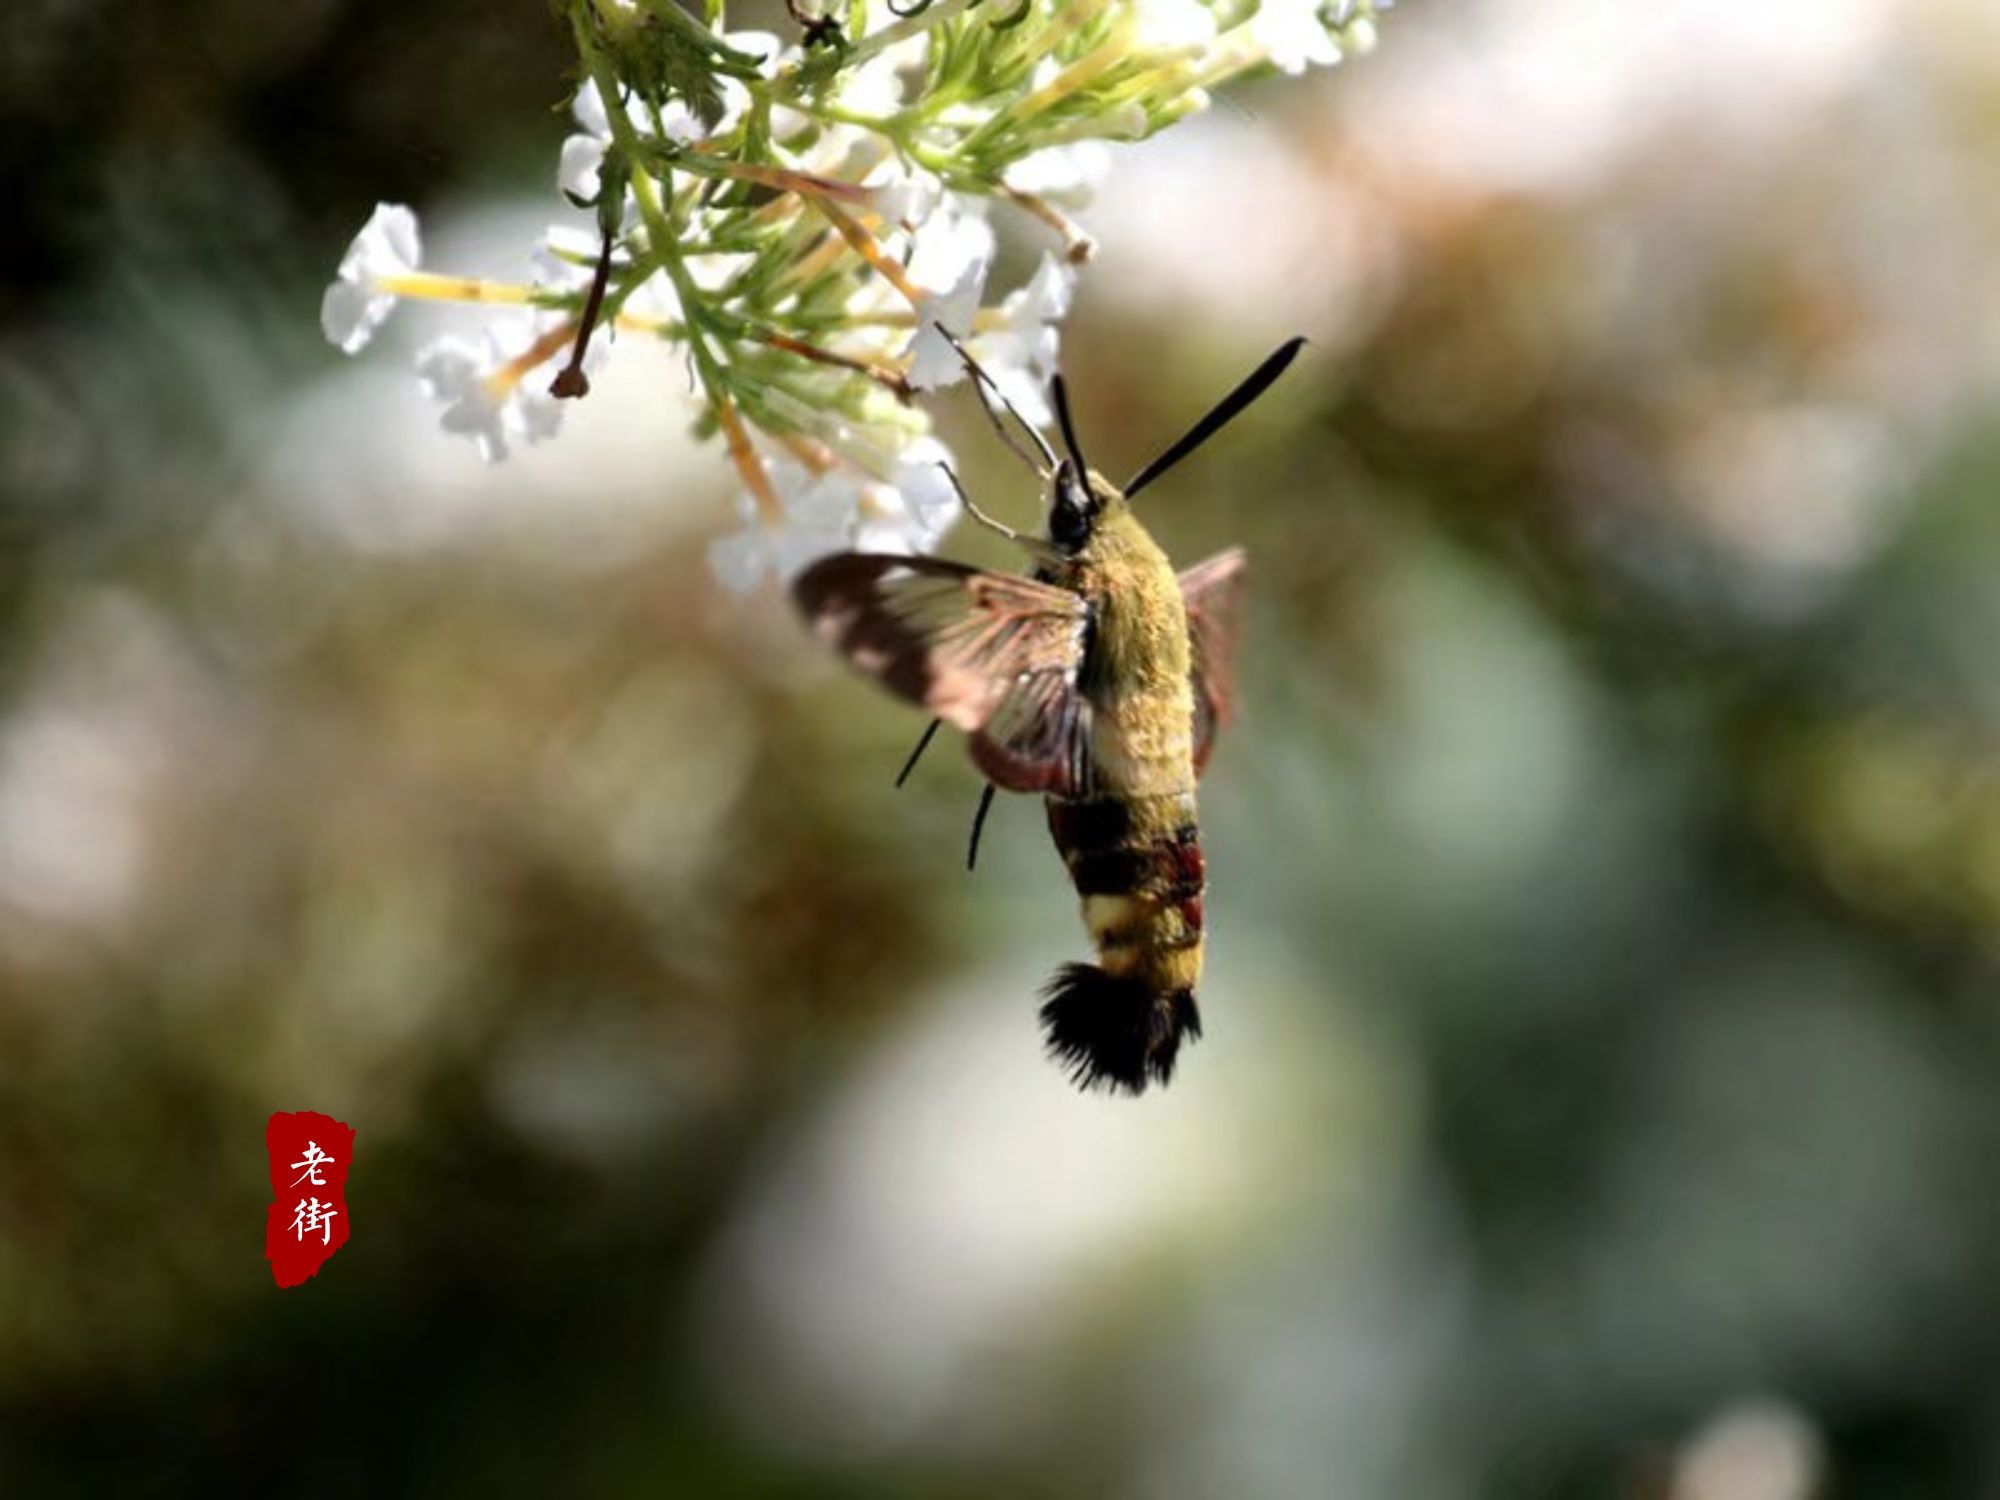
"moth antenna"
1050,373,1090,479
1124,335,1306,499
937,324,1057,474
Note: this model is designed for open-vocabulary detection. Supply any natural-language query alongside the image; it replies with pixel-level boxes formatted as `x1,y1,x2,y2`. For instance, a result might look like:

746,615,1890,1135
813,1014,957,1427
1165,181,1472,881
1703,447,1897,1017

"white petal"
1132,0,1218,53
894,441,962,534
852,509,918,556
769,102,814,141
416,337,509,463
559,134,605,200
714,77,754,134
532,224,600,293
771,517,851,580
761,456,816,509
1002,142,1113,209
320,279,388,356
516,388,564,445
1018,253,1076,326
905,198,994,293
906,261,989,391
414,337,478,391
841,52,908,116
323,202,420,353
789,470,868,531
962,258,1069,423
707,527,771,594
985,360,1054,431
898,486,962,552
1251,0,1342,73
340,202,421,281
659,100,707,146
870,164,943,230
573,78,611,138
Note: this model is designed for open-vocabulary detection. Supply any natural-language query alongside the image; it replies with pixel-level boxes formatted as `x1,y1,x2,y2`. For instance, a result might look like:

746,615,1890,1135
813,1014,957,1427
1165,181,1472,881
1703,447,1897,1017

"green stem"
572,3,733,395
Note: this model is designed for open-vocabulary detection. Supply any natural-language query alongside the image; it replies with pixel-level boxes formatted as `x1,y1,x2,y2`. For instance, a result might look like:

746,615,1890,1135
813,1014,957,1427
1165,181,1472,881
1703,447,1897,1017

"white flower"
708,462,864,593
967,255,1075,428
905,195,993,289
414,331,564,464
532,224,601,294
869,162,943,231
903,199,994,390
1002,142,1113,210
559,135,608,201
1131,0,1219,55
321,203,420,355
563,71,753,203
571,77,706,147
906,261,989,391
853,487,935,555
840,50,908,116
709,435,965,591
854,438,964,553
1251,0,1343,74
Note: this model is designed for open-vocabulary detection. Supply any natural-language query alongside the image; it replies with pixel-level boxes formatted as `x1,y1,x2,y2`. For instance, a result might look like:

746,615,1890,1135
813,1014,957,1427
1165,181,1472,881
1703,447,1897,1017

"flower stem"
484,322,579,399
1001,187,1096,263
811,196,924,303
751,326,914,399
716,397,783,523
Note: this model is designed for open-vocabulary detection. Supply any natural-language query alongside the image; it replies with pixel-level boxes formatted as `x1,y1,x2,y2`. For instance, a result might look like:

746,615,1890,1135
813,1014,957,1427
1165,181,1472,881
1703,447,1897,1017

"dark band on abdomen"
1050,796,1208,947
1069,846,1150,896
1046,797,1130,854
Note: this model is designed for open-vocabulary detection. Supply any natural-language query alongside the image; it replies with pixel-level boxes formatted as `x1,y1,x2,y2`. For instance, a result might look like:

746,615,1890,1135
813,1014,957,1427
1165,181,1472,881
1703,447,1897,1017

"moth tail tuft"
1038,963,1202,1096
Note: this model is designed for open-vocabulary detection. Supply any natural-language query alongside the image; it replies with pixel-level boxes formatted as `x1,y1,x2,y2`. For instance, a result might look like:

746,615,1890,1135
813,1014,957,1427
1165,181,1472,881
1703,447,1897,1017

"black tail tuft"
1038,963,1202,1096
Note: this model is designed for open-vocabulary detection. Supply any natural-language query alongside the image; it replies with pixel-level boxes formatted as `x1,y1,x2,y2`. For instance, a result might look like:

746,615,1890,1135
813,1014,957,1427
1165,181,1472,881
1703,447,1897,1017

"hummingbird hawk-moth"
794,334,1303,1094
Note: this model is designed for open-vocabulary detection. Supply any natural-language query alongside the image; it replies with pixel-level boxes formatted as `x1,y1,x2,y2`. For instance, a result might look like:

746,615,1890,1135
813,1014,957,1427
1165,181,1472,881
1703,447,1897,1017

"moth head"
1046,461,1127,553
1047,459,1095,552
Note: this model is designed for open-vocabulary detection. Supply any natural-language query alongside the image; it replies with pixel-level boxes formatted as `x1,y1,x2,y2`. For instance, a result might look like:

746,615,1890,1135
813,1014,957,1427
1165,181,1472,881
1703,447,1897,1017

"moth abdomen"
1041,793,1208,1094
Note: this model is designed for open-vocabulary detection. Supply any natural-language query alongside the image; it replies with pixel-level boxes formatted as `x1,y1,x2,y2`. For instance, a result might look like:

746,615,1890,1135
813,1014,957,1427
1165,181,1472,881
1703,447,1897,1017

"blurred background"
6,0,2000,1493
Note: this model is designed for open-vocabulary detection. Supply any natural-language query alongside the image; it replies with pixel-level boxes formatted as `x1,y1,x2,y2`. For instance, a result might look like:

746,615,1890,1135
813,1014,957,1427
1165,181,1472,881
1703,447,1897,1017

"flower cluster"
322,0,1392,589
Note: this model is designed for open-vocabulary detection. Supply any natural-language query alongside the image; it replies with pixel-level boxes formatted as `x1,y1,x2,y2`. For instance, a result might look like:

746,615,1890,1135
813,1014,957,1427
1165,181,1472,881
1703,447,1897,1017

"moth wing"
969,663,1094,797
1178,547,1248,777
794,553,1094,795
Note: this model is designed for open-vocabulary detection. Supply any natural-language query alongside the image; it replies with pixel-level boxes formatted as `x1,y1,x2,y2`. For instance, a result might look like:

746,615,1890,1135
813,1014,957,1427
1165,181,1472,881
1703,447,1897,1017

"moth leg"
936,462,1024,544
896,717,942,788
966,782,997,872
937,325,1057,475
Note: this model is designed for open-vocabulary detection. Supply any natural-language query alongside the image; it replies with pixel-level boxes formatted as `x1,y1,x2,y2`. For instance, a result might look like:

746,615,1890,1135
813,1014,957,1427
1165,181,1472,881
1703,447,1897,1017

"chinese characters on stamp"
265,1112,354,1287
